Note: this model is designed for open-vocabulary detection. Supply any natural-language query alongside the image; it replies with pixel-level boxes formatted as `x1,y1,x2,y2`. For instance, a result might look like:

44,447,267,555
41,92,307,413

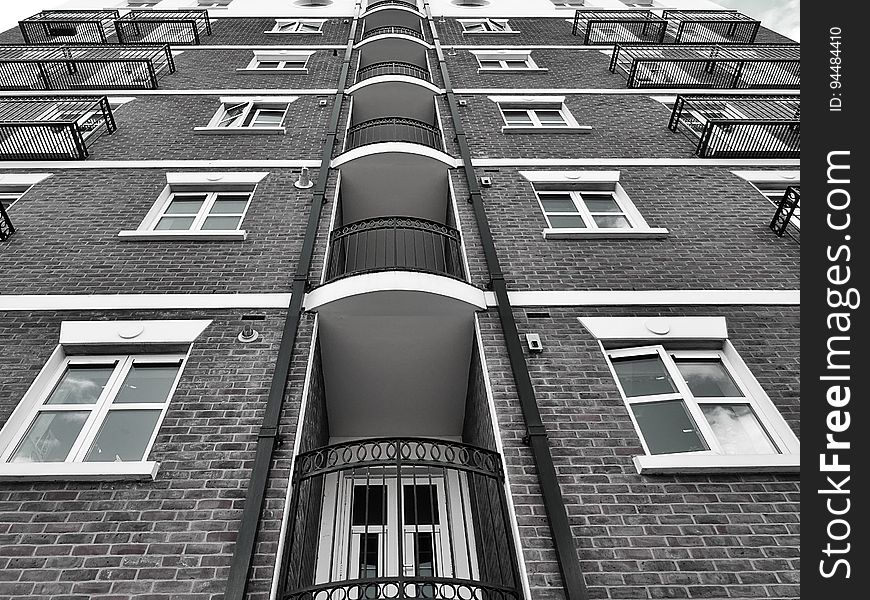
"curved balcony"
356,61,431,84
361,25,425,41
366,0,420,11
281,438,522,600
346,117,442,152
326,217,464,283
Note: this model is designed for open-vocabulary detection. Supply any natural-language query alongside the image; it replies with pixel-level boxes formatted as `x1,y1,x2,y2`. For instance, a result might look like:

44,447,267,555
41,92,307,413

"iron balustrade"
361,25,425,41
610,43,800,89
115,10,212,45
0,44,175,90
770,186,800,238
0,202,13,241
19,10,120,45
668,94,799,158
366,0,420,11
345,117,443,151
326,217,464,282
0,95,116,160
662,10,761,44
356,61,431,83
571,10,667,45
281,438,522,600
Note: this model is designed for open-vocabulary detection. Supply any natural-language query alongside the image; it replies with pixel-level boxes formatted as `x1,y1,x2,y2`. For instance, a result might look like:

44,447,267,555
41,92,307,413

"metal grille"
0,44,175,90
663,10,761,44
345,117,443,151
356,61,431,83
281,438,522,600
115,10,212,45
668,94,799,158
19,10,120,45
326,217,464,282
571,10,667,45
770,186,800,238
361,25,425,41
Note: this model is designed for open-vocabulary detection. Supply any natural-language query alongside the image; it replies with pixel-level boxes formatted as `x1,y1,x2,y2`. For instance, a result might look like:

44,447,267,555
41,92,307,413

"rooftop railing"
326,216,464,282
345,116,443,151
610,43,800,88
668,94,799,158
361,25,425,41
770,186,800,239
0,44,175,90
115,10,212,45
571,10,667,45
19,10,120,45
663,10,761,44
0,95,116,160
356,60,431,83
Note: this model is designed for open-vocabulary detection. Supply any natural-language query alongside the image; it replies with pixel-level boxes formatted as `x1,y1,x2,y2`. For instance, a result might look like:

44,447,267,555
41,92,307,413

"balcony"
356,60,431,83
668,94,799,158
0,96,116,160
663,10,761,44
346,117,443,152
610,43,800,89
0,202,13,241
769,186,800,239
19,10,119,45
114,10,212,45
326,217,464,283
366,0,420,11
571,10,667,45
0,44,175,90
281,438,522,600
361,25,425,42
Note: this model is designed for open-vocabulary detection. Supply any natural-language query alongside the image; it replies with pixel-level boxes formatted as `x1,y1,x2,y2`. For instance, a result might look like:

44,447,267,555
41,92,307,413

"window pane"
675,359,744,398
283,61,307,69
583,197,621,213
539,194,577,213
548,215,585,228
631,400,708,455
164,198,205,215
114,364,180,404
83,409,162,462
502,110,532,124
155,216,196,231
403,484,439,525
252,110,285,126
201,216,242,230
257,61,281,69
211,196,250,214
592,215,631,229
505,60,529,69
352,485,386,526
45,365,115,405
479,60,502,68
611,355,677,397
702,404,777,454
9,411,89,463
535,110,567,125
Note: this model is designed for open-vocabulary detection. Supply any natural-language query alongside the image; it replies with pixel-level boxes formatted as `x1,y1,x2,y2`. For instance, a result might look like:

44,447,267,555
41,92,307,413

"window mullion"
528,110,542,127
192,192,218,231
571,191,595,228
69,357,131,462
661,351,723,453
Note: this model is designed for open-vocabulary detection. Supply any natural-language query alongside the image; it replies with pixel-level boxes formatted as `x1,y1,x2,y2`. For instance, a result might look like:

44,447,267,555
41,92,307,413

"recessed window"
472,50,543,71
195,97,296,134
151,189,253,233
269,19,326,34
503,107,569,127
241,51,315,72
537,190,634,230
460,19,514,33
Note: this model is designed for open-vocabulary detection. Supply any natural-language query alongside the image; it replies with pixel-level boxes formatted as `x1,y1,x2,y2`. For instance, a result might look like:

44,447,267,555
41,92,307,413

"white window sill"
236,68,309,74
502,125,592,134
543,227,669,240
118,230,247,241
478,68,548,74
193,127,286,135
264,31,323,35
633,453,800,475
461,31,521,35
0,461,159,481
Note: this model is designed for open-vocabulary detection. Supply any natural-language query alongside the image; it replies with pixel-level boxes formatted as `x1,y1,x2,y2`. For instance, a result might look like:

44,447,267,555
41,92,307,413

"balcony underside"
333,146,456,176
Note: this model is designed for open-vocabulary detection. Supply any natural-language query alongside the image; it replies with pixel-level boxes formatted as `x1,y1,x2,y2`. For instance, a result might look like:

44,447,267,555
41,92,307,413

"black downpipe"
422,4,589,600
222,9,360,600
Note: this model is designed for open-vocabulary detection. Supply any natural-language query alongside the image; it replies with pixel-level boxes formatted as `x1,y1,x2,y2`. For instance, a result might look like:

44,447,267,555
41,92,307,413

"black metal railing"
610,43,800,89
326,217,464,282
663,10,760,44
366,0,420,11
0,95,116,160
571,11,667,45
356,61,431,83
0,44,175,90
281,438,521,600
345,117,443,151
361,25,425,41
668,94,799,158
19,10,120,45
0,202,13,241
115,10,212,45
770,186,800,238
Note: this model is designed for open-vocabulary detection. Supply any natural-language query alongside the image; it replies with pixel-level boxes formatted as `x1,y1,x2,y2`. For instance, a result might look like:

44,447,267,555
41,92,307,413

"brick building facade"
0,1,800,600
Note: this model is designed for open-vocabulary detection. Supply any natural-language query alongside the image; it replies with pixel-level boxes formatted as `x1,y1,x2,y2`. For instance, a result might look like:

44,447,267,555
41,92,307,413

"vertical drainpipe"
222,5,361,600
421,3,589,600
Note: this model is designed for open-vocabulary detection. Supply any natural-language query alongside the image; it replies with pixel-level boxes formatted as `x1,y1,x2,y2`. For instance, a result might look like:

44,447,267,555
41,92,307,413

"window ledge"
502,125,592,134
193,127,286,135
478,68,548,74
543,227,669,240
118,230,247,241
461,31,521,35
236,68,309,74
634,453,800,475
264,31,323,35
0,461,159,481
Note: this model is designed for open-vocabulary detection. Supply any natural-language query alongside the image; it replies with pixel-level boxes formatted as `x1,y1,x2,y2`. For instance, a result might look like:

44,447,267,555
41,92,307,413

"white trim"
0,161,321,169
633,453,799,474
59,320,212,346
267,19,327,34
361,3,422,17
0,173,53,186
166,171,270,185
331,142,460,168
0,294,292,311
578,316,728,341
193,128,286,135
543,227,668,239
0,461,160,481
519,170,620,183
354,33,433,49
0,90,338,96
346,75,442,95
489,290,801,306
488,94,565,104
238,50,317,73
731,170,801,185
455,88,800,95
472,158,802,167
470,49,547,73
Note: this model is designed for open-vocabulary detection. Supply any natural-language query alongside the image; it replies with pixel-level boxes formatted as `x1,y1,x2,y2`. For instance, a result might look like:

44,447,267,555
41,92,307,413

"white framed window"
732,171,801,231
471,50,545,72
125,0,160,7
550,1,585,7
0,174,51,213
195,96,297,134
239,50,315,73
459,19,516,34
537,190,634,230
197,0,233,7
490,96,589,134
267,19,326,34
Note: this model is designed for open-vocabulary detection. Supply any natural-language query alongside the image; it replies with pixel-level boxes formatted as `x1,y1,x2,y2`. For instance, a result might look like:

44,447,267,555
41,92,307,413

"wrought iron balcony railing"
770,186,800,238
281,438,522,600
0,95,116,160
356,61,431,83
0,44,175,90
115,10,212,45
19,10,120,45
326,217,464,282
668,94,799,158
366,0,420,11
0,202,13,242
571,10,667,45
610,43,800,89
361,25,425,41
345,117,443,152
662,10,761,44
